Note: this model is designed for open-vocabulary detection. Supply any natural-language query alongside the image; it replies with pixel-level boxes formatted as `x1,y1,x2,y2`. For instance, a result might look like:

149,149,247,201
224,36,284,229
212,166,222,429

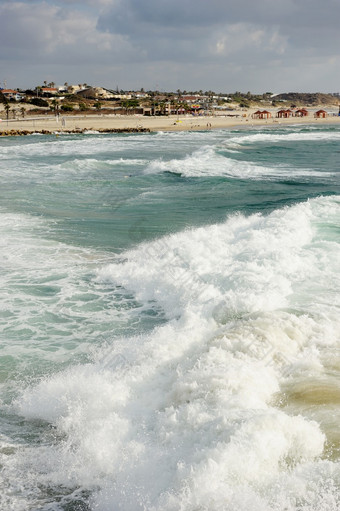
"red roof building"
277,109,293,118
1,89,25,101
252,110,272,119
314,109,327,118
1,89,17,98
41,87,58,97
295,108,308,117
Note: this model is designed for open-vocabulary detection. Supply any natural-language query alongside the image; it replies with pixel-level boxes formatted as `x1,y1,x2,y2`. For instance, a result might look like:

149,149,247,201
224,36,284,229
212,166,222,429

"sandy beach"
1,107,340,134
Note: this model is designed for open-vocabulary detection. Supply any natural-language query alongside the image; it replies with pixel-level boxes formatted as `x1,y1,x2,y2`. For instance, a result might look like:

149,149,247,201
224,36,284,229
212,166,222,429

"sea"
0,123,339,511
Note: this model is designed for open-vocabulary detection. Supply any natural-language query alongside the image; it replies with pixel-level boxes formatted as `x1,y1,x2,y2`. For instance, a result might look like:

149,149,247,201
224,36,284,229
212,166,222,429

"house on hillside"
1,89,24,101
181,95,199,104
134,92,149,99
76,87,116,100
67,85,83,94
41,87,58,97
113,94,132,100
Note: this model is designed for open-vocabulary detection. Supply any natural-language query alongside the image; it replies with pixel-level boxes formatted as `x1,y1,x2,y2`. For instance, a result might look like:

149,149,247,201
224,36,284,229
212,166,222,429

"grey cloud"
2,0,340,92
97,0,340,46
0,2,133,62
98,0,290,32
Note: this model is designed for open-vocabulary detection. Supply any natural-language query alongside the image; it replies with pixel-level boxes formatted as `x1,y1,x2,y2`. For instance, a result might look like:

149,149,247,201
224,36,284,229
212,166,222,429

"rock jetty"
0,127,150,137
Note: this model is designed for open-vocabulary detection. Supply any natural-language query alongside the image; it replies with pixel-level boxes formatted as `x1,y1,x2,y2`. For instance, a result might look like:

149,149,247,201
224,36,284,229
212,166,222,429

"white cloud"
0,2,134,60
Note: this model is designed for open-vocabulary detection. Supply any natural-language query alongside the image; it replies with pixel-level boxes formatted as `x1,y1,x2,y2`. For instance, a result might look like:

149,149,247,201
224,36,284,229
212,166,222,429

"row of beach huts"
252,108,331,119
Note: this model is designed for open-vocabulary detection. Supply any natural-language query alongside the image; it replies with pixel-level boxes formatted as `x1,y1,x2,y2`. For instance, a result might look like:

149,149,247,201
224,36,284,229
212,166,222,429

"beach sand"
1,108,340,134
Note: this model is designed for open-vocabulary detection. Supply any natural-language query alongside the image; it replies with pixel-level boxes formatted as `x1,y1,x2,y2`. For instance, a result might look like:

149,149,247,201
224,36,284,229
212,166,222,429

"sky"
1,0,340,93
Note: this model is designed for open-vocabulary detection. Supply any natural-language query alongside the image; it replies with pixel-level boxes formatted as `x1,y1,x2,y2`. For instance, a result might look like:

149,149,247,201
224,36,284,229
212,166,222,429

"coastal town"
1,83,340,135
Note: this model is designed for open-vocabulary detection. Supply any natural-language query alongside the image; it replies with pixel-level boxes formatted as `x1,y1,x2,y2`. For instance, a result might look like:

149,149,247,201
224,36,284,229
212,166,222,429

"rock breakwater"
0,127,150,137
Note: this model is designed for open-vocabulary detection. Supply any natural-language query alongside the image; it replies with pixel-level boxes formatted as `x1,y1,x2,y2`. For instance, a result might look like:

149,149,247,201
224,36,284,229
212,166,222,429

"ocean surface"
0,124,339,510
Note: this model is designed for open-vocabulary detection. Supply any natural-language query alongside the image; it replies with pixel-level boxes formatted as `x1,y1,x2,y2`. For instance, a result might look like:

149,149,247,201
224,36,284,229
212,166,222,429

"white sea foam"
223,129,340,149
0,133,156,159
62,157,145,170
11,196,340,510
0,211,118,364
145,145,271,178
53,157,146,176
145,145,332,179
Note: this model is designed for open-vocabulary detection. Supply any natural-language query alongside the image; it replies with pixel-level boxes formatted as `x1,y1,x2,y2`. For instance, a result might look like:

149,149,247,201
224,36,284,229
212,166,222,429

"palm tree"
121,100,128,114
51,99,59,115
4,102,10,125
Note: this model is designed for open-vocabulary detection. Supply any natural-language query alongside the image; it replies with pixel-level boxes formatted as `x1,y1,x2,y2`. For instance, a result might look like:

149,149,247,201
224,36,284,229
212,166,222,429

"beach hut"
295,108,308,117
277,109,293,118
252,110,262,119
252,110,260,118
252,110,272,119
314,109,327,118
260,110,272,119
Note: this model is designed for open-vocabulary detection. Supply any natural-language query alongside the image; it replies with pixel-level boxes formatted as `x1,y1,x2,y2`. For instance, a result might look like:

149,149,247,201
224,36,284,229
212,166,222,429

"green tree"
61,104,74,112
4,102,10,122
31,97,49,107
239,101,250,108
121,99,139,114
94,102,102,111
159,101,166,115
51,99,59,114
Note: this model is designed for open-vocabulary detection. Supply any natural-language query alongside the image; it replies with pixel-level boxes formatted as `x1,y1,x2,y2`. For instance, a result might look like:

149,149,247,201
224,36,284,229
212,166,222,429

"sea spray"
11,197,340,510
1,126,340,510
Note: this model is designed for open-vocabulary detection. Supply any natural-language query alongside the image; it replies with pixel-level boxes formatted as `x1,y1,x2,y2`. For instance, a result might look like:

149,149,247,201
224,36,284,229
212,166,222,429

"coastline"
1,109,340,135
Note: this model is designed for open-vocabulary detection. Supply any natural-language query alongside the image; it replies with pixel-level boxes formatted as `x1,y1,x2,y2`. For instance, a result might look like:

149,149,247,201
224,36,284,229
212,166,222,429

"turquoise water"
0,125,340,510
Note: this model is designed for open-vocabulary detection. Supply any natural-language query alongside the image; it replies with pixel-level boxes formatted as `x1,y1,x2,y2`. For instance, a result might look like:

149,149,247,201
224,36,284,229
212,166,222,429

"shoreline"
1,110,340,136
